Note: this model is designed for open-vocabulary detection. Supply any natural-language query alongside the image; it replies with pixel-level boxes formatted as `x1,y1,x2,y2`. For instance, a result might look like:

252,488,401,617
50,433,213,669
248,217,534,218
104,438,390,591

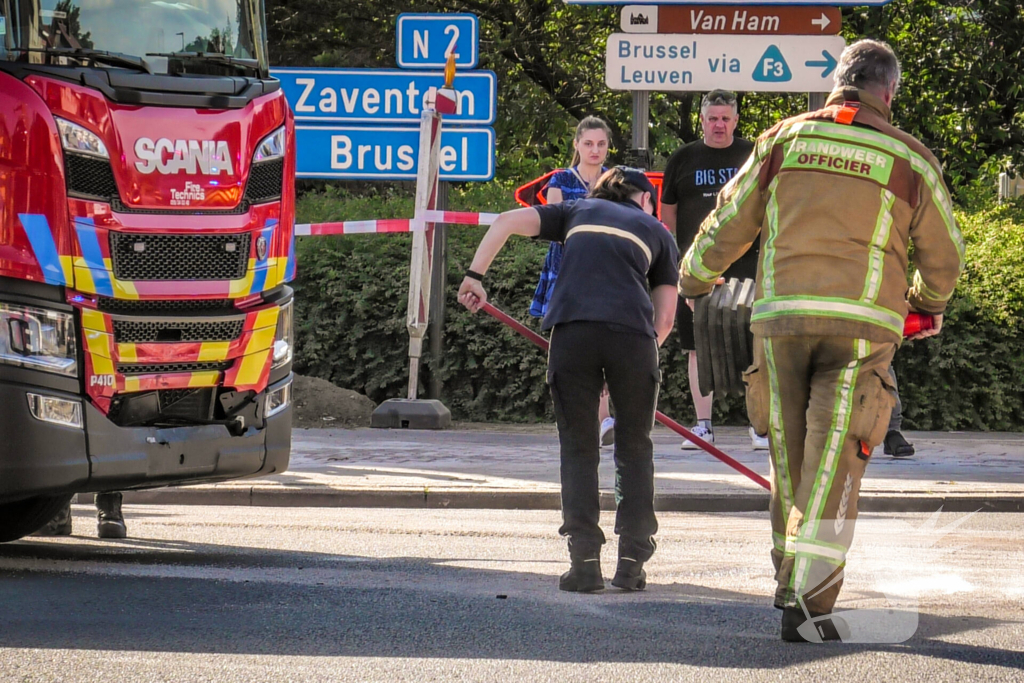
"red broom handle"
480,302,771,491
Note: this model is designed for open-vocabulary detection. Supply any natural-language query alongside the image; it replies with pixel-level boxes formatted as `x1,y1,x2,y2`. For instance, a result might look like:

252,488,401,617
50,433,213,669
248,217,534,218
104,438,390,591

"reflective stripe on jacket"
679,87,964,344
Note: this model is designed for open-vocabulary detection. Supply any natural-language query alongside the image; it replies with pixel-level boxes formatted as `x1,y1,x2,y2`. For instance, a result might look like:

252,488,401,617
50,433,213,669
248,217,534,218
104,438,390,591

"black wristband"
465,269,484,282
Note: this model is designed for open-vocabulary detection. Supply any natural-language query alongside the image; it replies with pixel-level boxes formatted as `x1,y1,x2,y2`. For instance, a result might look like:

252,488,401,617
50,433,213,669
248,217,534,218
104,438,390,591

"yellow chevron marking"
81,309,108,331
253,308,280,330
90,352,115,376
60,256,75,285
188,371,222,388
234,350,269,386
117,344,138,363
228,260,257,297
123,376,140,393
244,326,276,354
198,341,231,362
84,330,113,360
74,265,97,295
110,276,139,299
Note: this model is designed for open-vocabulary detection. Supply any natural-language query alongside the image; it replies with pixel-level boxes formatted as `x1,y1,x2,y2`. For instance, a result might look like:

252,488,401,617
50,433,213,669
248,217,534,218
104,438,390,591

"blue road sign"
397,13,479,69
295,126,495,181
272,68,496,125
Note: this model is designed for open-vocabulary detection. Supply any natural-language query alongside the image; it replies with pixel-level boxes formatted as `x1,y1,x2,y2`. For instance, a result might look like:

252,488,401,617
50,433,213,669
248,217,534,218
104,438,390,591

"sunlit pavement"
107,427,1024,512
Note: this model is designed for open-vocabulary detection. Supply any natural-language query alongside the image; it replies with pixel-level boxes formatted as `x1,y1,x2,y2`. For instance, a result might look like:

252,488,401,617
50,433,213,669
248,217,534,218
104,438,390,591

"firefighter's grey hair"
835,39,901,96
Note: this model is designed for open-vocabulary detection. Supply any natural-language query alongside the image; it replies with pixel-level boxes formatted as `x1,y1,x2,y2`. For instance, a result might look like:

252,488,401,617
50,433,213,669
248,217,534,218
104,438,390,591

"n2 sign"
295,126,495,181
397,13,479,69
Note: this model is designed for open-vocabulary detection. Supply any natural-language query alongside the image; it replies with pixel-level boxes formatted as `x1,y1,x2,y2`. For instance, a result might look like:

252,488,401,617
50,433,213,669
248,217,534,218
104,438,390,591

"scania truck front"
0,0,295,540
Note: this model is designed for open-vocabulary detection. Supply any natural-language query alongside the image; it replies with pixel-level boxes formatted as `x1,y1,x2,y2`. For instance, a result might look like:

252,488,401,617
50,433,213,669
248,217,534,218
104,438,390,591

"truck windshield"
0,0,266,74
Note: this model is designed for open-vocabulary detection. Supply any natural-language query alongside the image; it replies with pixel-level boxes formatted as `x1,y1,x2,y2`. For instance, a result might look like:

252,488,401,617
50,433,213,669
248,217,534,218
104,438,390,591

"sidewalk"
110,425,1024,512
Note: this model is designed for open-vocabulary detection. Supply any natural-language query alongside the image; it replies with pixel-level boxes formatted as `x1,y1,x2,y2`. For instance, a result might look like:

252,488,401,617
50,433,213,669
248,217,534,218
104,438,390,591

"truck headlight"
27,393,84,429
266,380,291,418
253,126,285,163
272,300,293,369
0,303,78,377
55,117,109,159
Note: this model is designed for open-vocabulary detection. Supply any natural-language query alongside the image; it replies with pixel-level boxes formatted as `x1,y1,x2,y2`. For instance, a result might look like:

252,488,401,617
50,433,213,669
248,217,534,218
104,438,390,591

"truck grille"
108,388,214,426
109,232,250,281
116,361,232,375
158,388,213,420
112,318,245,343
65,153,119,200
97,298,236,316
244,159,283,204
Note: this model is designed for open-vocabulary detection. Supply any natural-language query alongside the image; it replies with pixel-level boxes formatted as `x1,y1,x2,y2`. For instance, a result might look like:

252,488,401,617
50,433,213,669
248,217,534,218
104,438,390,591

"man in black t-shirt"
661,90,762,450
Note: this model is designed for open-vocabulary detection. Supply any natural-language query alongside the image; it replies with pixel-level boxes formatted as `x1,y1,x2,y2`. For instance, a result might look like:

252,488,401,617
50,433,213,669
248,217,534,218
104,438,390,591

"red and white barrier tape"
294,210,499,236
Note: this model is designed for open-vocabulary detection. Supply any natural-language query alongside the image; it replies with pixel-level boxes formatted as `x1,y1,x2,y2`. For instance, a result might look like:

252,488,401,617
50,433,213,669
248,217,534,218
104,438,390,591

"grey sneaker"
681,423,714,450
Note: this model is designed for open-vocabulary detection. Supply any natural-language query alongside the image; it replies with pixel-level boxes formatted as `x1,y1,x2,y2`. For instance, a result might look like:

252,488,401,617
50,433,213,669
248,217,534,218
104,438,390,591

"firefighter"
678,40,964,641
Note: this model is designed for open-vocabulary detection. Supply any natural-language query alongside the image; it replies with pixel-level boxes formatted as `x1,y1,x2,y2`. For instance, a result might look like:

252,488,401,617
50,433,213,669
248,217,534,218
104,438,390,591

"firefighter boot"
781,607,851,643
31,501,73,536
96,492,127,539
611,557,647,591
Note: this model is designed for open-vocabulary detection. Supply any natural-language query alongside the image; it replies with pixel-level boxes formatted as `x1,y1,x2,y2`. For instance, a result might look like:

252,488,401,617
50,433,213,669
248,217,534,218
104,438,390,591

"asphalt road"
1,506,1022,682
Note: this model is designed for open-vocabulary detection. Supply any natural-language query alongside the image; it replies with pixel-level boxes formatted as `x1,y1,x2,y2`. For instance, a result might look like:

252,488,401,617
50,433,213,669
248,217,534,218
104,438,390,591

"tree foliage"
267,0,1024,189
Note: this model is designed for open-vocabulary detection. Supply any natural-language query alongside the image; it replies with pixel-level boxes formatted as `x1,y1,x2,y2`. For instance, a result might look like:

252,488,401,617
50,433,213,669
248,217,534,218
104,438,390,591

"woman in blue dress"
530,116,614,445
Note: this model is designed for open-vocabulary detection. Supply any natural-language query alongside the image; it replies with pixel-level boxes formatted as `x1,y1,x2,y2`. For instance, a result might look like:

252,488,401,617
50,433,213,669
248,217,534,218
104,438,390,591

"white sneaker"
681,423,713,449
600,417,615,448
749,426,770,450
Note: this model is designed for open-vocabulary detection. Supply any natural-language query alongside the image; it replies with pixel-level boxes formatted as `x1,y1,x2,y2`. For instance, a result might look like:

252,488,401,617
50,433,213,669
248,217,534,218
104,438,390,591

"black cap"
616,166,658,210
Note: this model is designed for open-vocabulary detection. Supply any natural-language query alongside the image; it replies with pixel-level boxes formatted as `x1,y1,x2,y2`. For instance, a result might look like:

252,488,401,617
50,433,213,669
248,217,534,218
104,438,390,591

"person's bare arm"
546,187,564,204
651,284,677,347
661,202,677,234
458,208,542,313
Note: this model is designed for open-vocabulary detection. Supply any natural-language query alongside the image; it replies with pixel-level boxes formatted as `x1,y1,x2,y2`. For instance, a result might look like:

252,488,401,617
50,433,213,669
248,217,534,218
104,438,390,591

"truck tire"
0,495,75,543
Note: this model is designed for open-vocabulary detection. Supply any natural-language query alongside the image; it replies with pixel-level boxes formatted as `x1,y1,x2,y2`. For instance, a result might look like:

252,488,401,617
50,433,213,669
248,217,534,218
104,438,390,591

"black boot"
611,557,647,591
781,607,850,643
96,492,127,539
559,557,604,592
883,430,915,458
31,501,73,537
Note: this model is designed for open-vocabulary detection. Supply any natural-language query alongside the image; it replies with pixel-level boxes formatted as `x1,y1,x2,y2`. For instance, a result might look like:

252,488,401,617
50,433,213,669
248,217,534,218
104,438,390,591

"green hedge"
292,184,1024,430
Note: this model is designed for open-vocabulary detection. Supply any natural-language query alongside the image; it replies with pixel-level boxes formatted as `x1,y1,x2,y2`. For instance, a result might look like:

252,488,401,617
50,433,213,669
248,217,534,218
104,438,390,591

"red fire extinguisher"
903,312,934,337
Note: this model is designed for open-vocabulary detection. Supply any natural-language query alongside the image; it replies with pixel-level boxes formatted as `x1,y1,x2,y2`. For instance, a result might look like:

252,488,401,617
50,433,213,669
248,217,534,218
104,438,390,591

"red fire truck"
0,0,295,540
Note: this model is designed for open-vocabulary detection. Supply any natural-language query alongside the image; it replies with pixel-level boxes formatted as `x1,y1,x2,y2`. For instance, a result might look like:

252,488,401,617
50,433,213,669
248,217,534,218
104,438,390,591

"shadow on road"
1,536,1021,671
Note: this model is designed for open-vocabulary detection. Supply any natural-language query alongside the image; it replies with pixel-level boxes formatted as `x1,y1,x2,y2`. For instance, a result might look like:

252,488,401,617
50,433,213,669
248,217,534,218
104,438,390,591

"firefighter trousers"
746,335,897,614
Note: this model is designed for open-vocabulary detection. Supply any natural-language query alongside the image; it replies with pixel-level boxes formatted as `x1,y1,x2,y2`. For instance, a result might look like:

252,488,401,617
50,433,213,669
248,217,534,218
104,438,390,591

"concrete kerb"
79,489,1024,513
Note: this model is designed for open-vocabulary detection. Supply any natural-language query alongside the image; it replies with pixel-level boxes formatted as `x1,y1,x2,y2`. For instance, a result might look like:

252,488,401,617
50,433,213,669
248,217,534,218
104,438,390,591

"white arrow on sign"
812,13,831,31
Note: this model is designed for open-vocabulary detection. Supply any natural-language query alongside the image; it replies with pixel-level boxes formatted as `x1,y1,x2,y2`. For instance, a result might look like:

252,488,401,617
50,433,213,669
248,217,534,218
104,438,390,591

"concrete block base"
370,399,452,430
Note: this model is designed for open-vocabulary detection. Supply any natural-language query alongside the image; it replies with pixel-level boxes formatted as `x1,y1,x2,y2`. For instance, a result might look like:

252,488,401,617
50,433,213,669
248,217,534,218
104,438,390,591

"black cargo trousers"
547,321,661,562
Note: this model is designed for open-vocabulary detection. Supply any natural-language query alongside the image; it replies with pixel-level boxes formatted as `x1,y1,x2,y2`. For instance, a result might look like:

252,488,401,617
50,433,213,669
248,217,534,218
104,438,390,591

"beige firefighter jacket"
679,87,964,345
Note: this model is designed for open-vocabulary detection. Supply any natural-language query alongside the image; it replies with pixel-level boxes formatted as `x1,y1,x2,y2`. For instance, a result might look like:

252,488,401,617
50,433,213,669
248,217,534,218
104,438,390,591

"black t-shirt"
534,198,679,338
661,138,757,280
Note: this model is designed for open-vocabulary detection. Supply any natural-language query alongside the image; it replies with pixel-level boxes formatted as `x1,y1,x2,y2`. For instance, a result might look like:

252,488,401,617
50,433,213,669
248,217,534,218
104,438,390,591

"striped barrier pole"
480,302,771,492
294,210,498,236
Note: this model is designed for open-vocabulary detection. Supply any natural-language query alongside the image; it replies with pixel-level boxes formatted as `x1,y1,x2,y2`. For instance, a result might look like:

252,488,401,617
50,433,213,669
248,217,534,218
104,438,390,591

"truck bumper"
0,374,292,504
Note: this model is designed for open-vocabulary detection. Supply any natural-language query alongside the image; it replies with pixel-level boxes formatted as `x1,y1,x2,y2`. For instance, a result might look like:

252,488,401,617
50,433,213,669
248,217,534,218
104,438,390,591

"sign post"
369,56,461,430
